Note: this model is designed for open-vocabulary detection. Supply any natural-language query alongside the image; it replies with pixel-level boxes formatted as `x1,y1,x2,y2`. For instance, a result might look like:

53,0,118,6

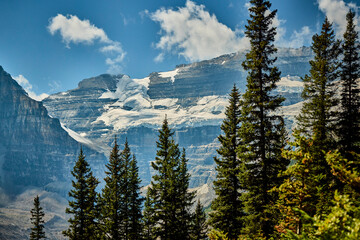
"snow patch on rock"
158,68,179,83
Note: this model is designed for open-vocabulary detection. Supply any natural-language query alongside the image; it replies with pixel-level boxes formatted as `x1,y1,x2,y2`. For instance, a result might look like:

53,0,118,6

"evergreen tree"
99,137,123,239
127,149,144,240
275,133,318,235
338,10,360,157
191,200,207,240
120,139,132,239
145,117,193,239
63,148,99,240
297,17,340,146
296,18,341,215
176,149,196,238
209,85,244,239
238,0,288,237
30,195,46,240
142,188,156,240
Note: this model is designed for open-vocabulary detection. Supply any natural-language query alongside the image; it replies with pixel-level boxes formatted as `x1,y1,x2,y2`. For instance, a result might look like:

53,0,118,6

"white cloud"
48,14,109,46
288,26,313,48
317,0,360,37
277,26,314,48
149,0,249,62
13,75,49,101
48,14,126,73
154,53,165,63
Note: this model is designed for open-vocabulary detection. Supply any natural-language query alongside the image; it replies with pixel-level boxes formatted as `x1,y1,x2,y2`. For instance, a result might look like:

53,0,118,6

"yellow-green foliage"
208,229,228,240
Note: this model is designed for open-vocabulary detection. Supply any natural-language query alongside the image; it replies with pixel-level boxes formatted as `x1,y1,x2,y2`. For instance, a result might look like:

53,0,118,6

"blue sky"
0,0,359,100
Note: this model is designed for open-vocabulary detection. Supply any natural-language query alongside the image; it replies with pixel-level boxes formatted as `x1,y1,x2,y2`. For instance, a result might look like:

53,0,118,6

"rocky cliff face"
147,47,311,103
43,47,311,187
0,66,106,194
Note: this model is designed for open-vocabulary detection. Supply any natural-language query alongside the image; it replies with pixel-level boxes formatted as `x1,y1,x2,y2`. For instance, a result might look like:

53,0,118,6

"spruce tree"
297,17,340,147
191,200,207,240
120,139,132,239
338,10,360,157
275,133,318,235
142,188,156,240
145,117,193,239
63,148,99,240
296,17,341,215
209,85,244,239
127,147,144,240
30,195,46,240
238,0,288,238
176,149,196,238
99,137,122,239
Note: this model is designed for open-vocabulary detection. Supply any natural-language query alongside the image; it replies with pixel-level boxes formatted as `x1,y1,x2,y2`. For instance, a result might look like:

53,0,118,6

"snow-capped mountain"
43,47,311,187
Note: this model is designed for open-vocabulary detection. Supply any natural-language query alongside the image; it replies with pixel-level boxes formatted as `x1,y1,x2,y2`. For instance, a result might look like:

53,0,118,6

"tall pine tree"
144,117,193,240
142,187,156,240
120,139,132,239
176,149,196,238
239,0,288,238
209,85,244,239
63,148,99,240
100,138,143,240
296,17,341,215
275,133,318,235
191,200,208,240
99,137,123,239
297,17,340,148
338,10,360,157
30,195,46,240
125,141,144,240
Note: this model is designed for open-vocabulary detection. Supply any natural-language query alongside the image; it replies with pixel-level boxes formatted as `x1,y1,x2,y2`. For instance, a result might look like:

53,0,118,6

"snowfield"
93,74,303,130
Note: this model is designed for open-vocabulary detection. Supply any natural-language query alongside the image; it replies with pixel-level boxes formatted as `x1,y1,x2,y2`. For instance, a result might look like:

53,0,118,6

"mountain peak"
77,73,126,91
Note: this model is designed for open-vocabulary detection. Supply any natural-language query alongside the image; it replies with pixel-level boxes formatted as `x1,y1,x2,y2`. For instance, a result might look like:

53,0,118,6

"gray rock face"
147,47,312,103
0,66,106,194
43,47,311,187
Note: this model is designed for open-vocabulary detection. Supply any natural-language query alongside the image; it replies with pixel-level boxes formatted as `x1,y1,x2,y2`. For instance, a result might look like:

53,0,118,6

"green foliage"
296,17,341,216
338,10,360,156
30,195,46,240
282,192,360,240
177,149,197,238
142,187,156,240
208,229,228,240
297,17,340,144
63,148,99,240
209,85,244,239
238,0,288,237
274,133,318,235
278,147,360,239
144,117,194,239
99,137,123,239
127,154,144,240
100,138,143,240
326,151,360,194
191,200,208,240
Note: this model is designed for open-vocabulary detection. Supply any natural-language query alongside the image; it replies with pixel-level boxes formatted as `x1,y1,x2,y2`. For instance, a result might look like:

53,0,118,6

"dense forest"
29,0,360,239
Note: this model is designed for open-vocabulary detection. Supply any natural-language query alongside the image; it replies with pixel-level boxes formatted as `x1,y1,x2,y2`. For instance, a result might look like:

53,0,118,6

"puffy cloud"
13,75,49,101
48,14,126,73
288,26,313,48
149,0,249,62
317,0,360,37
48,14,109,46
277,26,314,48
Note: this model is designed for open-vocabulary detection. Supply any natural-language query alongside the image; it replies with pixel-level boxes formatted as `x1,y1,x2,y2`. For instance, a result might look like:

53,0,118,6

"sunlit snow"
158,68,179,83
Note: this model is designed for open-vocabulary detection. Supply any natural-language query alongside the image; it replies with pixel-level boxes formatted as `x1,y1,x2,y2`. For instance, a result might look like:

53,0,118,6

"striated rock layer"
43,47,312,187
0,66,106,195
